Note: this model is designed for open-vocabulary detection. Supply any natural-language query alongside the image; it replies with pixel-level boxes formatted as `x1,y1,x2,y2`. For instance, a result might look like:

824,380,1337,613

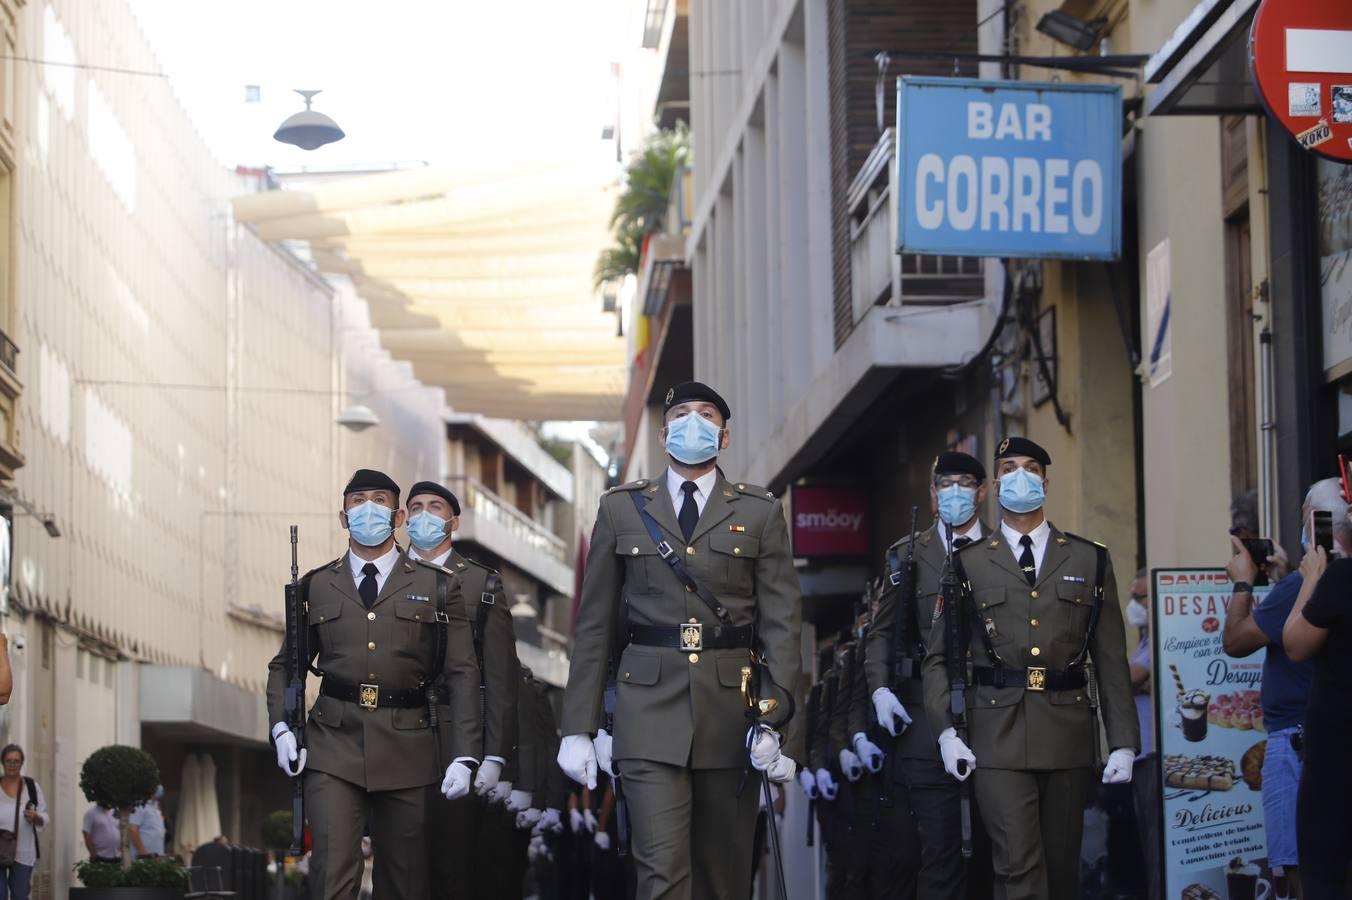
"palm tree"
594,123,691,289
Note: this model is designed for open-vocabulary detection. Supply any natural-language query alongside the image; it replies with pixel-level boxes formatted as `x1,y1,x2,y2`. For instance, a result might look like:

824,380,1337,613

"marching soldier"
922,438,1139,900
265,469,482,900
403,481,520,900
557,382,803,900
864,450,990,897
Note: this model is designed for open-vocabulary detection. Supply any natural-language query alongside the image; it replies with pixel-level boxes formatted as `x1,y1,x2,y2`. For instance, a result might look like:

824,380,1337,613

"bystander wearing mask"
0,746,45,900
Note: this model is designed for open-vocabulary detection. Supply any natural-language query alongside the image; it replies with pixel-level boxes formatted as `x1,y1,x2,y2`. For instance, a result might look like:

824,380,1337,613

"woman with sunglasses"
0,745,46,900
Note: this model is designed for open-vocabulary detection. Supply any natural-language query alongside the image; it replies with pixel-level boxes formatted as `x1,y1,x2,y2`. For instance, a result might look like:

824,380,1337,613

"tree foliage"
79,746,160,812
594,123,691,289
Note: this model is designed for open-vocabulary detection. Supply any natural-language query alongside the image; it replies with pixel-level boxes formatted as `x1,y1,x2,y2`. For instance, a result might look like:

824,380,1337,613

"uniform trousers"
426,790,480,899
476,806,530,900
972,767,1090,900
888,757,969,899
305,772,427,900
617,759,759,900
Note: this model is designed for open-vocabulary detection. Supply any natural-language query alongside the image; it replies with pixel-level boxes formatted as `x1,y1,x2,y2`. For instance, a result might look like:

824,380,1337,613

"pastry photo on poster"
1153,570,1273,899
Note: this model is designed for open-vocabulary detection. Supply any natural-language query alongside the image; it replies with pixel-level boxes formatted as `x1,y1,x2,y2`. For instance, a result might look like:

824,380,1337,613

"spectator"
128,786,165,859
1284,538,1352,898
82,803,120,864
1222,477,1348,899
0,745,46,900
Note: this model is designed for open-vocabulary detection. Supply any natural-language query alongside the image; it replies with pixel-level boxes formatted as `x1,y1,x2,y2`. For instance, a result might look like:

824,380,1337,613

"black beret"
933,451,986,480
343,468,400,498
407,480,461,516
663,381,731,421
995,436,1051,467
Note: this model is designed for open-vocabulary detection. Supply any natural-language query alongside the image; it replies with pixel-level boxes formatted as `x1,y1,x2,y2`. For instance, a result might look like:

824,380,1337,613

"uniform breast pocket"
393,598,439,654
615,532,657,594
970,587,1014,660
308,597,345,656
707,533,760,596
1055,582,1092,639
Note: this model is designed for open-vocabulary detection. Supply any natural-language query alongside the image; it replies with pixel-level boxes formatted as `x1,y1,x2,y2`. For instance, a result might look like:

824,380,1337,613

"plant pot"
71,888,184,900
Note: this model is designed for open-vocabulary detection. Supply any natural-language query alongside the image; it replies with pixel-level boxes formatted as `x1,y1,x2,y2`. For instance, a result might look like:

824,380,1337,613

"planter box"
71,888,184,900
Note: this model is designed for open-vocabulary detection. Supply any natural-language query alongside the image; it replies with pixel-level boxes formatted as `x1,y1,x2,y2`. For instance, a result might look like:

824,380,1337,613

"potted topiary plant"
71,746,182,900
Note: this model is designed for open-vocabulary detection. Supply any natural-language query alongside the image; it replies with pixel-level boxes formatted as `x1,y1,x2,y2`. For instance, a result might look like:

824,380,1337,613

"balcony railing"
848,129,985,325
445,475,568,564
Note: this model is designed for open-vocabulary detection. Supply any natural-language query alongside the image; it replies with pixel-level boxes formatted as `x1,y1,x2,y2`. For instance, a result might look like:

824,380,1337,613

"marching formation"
264,381,1138,900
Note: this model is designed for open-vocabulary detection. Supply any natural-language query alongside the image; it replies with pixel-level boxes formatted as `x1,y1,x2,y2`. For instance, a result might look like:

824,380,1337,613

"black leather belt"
627,622,754,652
972,665,1086,692
321,678,427,710
893,657,923,682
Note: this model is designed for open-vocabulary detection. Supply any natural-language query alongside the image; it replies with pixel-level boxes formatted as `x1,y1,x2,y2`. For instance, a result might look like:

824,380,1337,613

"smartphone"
1311,510,1334,554
1231,528,1273,586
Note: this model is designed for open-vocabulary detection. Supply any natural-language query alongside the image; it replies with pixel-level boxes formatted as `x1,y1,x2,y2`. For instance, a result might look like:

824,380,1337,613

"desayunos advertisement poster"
1153,569,1274,900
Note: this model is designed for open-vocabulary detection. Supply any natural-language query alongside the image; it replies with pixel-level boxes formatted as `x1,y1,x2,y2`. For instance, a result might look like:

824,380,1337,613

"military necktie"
1018,535,1036,586
360,562,379,609
679,481,699,542
953,537,972,549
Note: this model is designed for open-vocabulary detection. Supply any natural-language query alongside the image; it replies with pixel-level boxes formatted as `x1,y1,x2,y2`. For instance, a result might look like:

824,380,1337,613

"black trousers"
426,791,482,900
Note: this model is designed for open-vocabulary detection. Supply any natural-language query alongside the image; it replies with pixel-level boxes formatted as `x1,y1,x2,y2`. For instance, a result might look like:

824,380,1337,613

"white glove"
871,688,913,737
516,808,543,830
815,768,838,800
569,809,585,833
937,727,976,782
490,779,513,806
594,728,615,777
440,762,472,800
541,808,563,833
838,749,863,782
853,733,885,773
583,809,598,833
1102,748,1135,784
798,768,819,799
527,834,546,860
272,726,307,777
505,790,533,813
594,831,611,851
558,734,598,789
747,727,781,770
473,759,502,797
766,755,797,784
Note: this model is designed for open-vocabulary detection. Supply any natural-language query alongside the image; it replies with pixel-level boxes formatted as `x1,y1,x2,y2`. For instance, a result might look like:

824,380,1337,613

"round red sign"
1250,0,1352,163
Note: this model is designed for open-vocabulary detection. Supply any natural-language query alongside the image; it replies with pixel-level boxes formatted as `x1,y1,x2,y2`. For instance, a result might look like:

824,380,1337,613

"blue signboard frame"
895,76,1123,260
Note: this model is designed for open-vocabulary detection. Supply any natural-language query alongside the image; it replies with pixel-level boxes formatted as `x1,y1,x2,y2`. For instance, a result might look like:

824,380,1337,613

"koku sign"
1250,0,1352,163
790,486,870,557
895,77,1122,260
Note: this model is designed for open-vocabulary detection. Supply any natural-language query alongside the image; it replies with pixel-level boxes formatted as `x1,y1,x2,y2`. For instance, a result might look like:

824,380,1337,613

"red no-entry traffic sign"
1250,0,1352,163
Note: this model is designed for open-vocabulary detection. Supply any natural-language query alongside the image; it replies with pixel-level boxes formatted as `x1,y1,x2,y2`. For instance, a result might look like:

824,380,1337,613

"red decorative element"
1202,616,1220,633
1250,0,1352,162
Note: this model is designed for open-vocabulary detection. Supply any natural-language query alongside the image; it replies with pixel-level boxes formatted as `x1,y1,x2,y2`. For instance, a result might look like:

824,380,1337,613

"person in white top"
0,745,46,900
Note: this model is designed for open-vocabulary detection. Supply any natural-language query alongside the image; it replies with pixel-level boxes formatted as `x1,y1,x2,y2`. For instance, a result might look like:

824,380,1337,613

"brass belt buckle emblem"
359,683,380,710
680,623,703,652
1026,667,1047,692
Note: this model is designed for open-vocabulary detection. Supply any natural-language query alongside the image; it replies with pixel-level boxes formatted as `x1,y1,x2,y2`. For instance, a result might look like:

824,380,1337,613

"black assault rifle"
283,526,307,856
941,527,973,859
603,683,629,856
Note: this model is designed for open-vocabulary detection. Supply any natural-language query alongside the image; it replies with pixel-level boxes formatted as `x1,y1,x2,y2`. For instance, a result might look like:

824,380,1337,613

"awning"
140,665,269,746
232,164,624,421
1145,0,1262,116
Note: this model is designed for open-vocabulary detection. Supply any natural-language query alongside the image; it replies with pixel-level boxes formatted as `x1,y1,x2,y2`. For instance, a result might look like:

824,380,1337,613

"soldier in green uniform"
265,469,483,900
864,450,990,897
558,382,803,900
922,438,1139,900
403,481,520,900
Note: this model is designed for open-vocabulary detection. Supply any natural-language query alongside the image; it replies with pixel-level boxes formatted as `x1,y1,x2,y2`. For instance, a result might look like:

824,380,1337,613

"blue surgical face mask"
345,500,395,547
664,412,722,466
998,468,1045,514
407,510,450,551
937,485,978,527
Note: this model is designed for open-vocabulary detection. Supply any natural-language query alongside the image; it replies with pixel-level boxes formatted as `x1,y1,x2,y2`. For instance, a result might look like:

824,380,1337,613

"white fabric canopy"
232,163,624,420
173,755,202,859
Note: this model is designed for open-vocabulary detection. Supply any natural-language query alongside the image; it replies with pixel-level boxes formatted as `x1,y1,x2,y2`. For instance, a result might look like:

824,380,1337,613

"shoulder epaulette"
455,553,499,576
956,538,983,553
412,556,456,575
307,557,342,579
605,478,652,495
731,481,775,501
1062,531,1107,549
888,534,915,553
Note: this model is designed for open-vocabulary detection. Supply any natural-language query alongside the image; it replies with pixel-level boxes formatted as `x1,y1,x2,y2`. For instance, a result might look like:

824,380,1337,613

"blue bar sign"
895,77,1122,261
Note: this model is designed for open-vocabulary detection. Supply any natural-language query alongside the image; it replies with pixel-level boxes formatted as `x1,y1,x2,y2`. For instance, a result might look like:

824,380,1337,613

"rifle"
603,684,629,857
881,507,919,802
940,526,973,859
282,526,307,856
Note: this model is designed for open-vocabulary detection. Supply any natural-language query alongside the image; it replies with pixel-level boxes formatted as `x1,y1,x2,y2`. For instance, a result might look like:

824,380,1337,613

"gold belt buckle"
679,623,703,652
359,683,380,710
1026,667,1047,692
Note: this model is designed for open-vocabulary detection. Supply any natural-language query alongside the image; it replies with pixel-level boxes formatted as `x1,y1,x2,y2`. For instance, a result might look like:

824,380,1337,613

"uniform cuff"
453,757,480,770
485,755,507,765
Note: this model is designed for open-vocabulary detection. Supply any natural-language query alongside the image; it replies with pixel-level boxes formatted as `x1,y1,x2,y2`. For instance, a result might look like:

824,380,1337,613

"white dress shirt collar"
347,543,401,591
937,518,983,549
1000,518,1052,574
666,467,718,516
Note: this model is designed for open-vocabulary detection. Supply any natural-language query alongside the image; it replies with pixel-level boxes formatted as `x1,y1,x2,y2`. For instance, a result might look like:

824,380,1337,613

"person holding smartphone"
1284,506,1352,899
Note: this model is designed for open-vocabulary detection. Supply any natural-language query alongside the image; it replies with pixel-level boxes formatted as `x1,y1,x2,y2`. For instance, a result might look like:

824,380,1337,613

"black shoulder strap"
1070,544,1108,670
426,570,449,688
952,550,1000,666
629,492,731,625
24,778,37,859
